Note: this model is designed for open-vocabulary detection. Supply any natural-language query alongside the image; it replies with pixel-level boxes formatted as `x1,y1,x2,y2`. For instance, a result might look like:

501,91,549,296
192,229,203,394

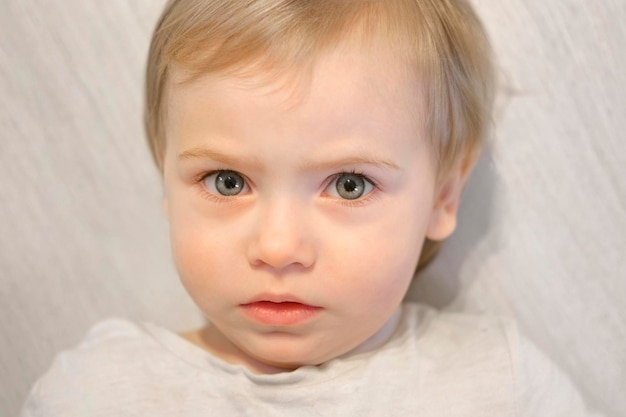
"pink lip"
240,297,322,326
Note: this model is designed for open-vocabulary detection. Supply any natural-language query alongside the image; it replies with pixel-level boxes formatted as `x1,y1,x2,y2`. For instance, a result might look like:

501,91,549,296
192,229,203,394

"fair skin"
162,40,467,374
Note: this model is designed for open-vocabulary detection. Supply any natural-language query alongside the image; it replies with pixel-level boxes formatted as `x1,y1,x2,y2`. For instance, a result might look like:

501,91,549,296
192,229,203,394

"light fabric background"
1,1,624,416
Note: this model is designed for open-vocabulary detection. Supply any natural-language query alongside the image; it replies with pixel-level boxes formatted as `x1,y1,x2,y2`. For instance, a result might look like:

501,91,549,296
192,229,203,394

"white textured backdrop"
1,1,624,416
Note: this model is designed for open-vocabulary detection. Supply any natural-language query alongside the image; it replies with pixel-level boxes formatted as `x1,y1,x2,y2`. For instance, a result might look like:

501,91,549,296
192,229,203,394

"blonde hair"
144,0,495,272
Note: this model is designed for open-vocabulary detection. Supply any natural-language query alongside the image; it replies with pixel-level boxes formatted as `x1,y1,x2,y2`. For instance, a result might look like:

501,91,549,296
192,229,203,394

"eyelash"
193,169,380,206
193,169,249,204
326,170,380,207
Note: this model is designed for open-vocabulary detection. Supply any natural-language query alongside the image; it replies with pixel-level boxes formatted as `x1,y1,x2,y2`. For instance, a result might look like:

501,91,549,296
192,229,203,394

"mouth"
240,299,322,326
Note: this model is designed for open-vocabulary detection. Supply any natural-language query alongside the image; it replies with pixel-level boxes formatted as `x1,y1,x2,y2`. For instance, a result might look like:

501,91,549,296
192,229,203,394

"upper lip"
242,293,318,307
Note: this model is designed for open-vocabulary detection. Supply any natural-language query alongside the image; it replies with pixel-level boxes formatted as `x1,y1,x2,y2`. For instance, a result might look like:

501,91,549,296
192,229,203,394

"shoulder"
20,318,184,417
505,325,604,416
402,302,514,361
75,317,157,351
401,303,603,416
396,303,516,410
404,304,598,417
44,317,166,374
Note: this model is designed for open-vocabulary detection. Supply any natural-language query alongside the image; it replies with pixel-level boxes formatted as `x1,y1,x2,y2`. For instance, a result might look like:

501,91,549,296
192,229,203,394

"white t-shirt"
21,303,602,416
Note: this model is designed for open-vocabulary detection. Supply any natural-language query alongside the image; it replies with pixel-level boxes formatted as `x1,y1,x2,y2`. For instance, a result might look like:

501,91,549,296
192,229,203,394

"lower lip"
240,301,322,326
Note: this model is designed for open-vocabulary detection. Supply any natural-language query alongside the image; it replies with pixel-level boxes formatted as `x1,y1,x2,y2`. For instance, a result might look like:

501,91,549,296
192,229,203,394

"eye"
326,172,375,200
202,170,248,196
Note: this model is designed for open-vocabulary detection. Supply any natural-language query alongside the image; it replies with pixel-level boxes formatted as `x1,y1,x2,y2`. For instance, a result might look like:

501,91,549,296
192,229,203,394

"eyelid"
323,171,379,203
195,169,252,202
192,169,380,206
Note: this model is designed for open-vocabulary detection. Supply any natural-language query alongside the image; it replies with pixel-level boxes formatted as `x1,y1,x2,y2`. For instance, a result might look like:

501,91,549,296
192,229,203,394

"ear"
426,153,477,241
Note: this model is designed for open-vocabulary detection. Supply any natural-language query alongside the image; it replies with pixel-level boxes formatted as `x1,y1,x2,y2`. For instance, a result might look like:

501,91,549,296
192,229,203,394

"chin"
240,334,337,372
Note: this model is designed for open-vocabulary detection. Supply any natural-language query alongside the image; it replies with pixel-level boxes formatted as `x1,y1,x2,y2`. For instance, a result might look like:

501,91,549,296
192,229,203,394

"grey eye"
204,170,246,196
335,173,368,200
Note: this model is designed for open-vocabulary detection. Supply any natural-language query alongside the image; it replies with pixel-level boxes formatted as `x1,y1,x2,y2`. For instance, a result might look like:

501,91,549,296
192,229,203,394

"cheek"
166,183,227,274
168,207,235,300
170,224,212,297
170,225,205,276
325,201,429,303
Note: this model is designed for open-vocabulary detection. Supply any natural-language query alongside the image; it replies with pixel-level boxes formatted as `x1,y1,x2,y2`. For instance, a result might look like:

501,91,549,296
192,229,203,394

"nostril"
247,232,315,270
247,203,315,270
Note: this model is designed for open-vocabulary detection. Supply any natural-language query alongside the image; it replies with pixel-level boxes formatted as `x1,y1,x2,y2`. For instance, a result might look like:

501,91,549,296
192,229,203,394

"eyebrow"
178,147,261,167
299,155,400,172
178,146,400,171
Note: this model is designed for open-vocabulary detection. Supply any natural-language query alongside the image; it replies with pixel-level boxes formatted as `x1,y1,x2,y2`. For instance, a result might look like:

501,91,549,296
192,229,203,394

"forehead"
166,40,426,142
162,46,436,186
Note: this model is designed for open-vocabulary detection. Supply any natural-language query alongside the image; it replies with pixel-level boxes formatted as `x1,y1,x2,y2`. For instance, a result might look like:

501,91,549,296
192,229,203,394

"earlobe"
425,154,477,241
425,181,460,241
426,212,457,241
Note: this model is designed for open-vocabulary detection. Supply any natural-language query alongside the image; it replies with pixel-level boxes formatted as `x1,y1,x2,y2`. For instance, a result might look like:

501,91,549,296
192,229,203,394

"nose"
246,200,315,271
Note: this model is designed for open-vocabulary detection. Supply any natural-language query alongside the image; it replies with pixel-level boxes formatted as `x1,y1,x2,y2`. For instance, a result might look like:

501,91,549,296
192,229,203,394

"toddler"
22,0,602,415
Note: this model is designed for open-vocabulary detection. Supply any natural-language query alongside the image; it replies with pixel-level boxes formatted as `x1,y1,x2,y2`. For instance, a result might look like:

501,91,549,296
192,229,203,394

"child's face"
162,43,457,372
